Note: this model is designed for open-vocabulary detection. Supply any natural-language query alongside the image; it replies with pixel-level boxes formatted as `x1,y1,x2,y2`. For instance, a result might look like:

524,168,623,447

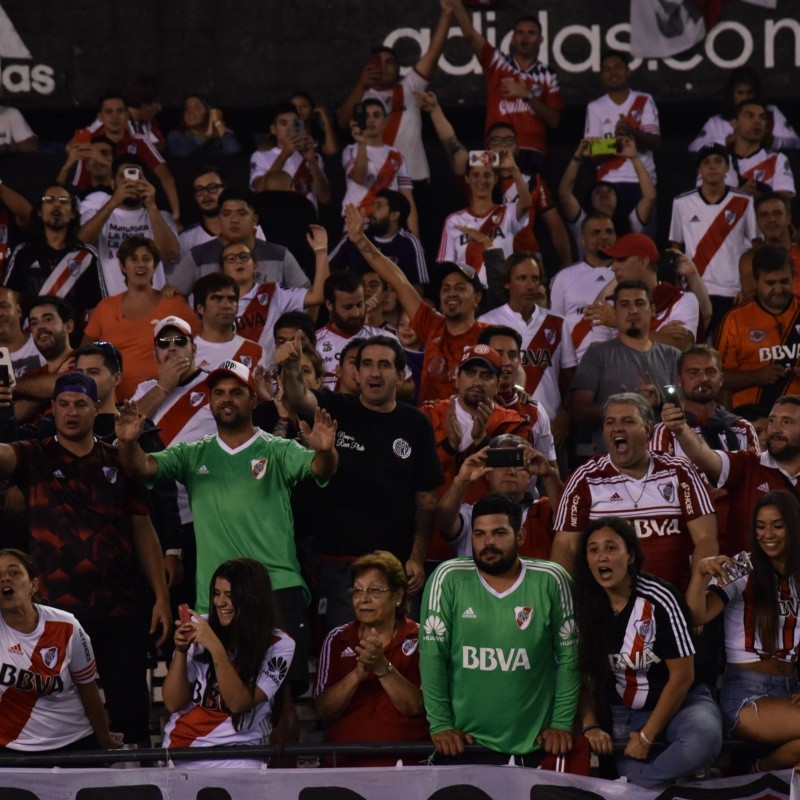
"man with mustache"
420,493,579,765
663,394,800,555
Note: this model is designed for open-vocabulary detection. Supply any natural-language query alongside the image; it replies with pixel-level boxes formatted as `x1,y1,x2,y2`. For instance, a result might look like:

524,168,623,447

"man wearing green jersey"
420,492,579,763
115,358,338,695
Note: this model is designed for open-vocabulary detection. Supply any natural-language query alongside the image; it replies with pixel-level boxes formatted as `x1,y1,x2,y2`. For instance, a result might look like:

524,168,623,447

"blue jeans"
612,684,723,789
720,664,800,736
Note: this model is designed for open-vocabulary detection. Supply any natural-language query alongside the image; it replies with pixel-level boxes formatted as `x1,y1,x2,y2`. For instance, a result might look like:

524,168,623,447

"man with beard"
179,169,231,253
420,493,579,764
553,392,717,586
571,280,680,450
329,189,428,292
421,344,531,493
344,204,488,403
315,270,406,390
168,189,309,296
116,358,338,695
11,296,76,424
663,395,800,555
3,185,104,339
716,245,800,408
77,157,179,296
279,334,442,633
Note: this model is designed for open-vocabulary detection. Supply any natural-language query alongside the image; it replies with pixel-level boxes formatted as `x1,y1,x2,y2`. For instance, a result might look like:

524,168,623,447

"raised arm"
416,91,468,175
304,225,331,308
660,402,723,483
344,204,422,318
416,1,454,79
114,401,162,482
450,0,487,56
273,332,320,420
558,139,589,222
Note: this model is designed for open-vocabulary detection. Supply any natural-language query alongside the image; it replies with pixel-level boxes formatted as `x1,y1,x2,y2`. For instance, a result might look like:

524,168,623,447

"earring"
395,602,400,606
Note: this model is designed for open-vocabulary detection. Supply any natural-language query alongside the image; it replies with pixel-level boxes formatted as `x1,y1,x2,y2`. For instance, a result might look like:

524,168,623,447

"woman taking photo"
687,490,800,772
162,558,295,767
575,516,722,789
83,235,198,400
0,549,121,755
314,550,427,766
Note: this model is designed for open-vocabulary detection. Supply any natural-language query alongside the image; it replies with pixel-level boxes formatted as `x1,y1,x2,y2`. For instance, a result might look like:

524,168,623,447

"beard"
333,313,364,335
623,324,645,338
473,546,518,576
370,217,391,237
768,436,800,463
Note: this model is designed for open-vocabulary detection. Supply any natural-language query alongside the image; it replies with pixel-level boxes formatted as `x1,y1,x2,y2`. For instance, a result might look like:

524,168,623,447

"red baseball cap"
600,233,659,263
459,344,501,375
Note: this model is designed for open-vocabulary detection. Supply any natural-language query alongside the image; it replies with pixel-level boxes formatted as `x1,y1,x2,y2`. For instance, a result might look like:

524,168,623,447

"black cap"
53,371,98,402
696,143,730,169
436,261,483,294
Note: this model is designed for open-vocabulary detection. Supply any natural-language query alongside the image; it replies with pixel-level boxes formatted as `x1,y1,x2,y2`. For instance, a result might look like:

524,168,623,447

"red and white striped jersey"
713,571,800,665
604,573,695,711
652,417,760,459
315,323,404,389
162,626,294,767
0,605,97,751
554,453,715,589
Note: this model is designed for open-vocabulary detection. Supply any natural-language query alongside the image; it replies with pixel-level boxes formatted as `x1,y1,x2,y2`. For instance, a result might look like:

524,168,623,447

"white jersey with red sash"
194,334,265,374
248,148,325,209
132,370,215,523
341,143,410,217
549,260,615,362
234,281,306,367
669,188,756,298
437,204,523,287
651,282,700,339
0,605,97,750
726,148,795,197
584,91,659,184
162,624,294,768
478,302,576,420
36,247,99,304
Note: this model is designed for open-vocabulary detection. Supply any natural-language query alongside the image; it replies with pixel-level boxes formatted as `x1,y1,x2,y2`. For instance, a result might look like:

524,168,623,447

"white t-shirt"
341,143,411,213
0,106,35,147
725,148,795,197
249,147,326,209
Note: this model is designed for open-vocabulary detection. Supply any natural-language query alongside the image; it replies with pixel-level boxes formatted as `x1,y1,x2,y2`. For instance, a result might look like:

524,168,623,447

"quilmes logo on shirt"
0,6,55,94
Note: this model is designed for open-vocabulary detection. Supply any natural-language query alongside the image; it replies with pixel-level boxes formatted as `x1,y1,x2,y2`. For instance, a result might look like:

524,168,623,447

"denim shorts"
719,664,799,735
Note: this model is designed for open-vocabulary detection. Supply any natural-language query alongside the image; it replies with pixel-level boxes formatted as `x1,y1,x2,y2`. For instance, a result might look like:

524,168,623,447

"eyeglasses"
348,587,390,599
194,182,225,196
93,341,122,373
222,252,253,264
486,136,516,147
42,195,72,206
155,335,191,349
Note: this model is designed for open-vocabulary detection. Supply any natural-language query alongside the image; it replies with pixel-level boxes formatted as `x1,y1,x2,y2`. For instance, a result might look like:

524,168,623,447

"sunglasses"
155,335,190,349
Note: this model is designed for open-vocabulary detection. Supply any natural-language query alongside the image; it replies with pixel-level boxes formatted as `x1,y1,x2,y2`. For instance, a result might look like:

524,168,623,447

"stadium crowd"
1,0,800,788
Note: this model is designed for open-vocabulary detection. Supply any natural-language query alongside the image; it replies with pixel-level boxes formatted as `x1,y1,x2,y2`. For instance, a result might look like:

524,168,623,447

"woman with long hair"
167,94,241,158
0,549,121,755
162,558,294,767
687,490,800,771
575,516,722,789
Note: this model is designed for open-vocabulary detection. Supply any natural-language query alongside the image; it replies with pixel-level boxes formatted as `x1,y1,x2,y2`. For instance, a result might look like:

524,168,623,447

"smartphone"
178,604,191,624
662,384,682,409
0,347,15,388
352,103,368,131
662,250,679,273
468,150,501,168
74,128,92,145
722,551,753,582
587,138,620,156
289,118,305,138
486,447,525,468
123,166,141,182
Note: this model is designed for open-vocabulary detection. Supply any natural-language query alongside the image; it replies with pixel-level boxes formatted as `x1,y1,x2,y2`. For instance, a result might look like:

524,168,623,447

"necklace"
620,464,650,509
611,591,632,617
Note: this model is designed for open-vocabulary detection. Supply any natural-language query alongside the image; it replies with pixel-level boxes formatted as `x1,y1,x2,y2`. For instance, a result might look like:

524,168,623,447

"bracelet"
155,383,170,395
572,156,584,162
581,724,601,734
374,662,394,678
174,645,189,654
638,730,653,748
312,246,327,252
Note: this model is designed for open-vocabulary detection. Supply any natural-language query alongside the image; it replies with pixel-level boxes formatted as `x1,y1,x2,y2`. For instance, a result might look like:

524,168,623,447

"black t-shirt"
294,391,443,558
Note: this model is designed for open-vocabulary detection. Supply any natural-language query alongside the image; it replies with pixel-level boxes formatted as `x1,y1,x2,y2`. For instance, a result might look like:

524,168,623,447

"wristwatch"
165,549,183,559
525,85,543,102
374,662,395,678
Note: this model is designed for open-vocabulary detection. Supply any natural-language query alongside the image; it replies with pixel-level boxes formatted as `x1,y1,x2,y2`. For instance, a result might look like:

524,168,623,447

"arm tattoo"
444,136,466,158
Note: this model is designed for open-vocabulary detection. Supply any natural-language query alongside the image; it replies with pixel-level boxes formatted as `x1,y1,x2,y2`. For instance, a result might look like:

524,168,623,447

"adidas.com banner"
0,764,792,800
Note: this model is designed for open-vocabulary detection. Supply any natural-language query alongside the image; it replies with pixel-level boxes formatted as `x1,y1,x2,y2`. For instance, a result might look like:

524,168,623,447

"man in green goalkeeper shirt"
420,492,579,763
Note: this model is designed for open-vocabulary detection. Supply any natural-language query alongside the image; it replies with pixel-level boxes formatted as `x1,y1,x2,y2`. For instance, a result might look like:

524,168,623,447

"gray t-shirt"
167,237,309,295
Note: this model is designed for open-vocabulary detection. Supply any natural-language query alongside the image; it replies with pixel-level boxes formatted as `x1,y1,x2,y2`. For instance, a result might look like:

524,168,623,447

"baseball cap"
437,261,483,294
154,316,193,339
208,359,257,393
53,371,98,402
600,233,659,263
459,344,501,375
696,143,730,169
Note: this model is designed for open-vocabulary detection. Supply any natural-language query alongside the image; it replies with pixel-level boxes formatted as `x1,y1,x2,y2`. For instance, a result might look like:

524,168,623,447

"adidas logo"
341,646,356,657
689,215,701,223
609,492,623,502
8,643,22,656
196,465,209,475
462,607,477,619
757,482,770,492
0,6,55,96
52,469,65,479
